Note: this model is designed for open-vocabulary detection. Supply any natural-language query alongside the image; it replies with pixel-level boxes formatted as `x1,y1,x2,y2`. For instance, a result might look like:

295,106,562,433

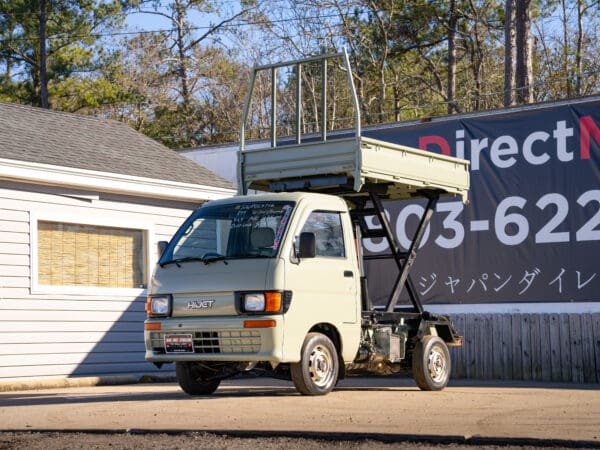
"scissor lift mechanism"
351,189,439,317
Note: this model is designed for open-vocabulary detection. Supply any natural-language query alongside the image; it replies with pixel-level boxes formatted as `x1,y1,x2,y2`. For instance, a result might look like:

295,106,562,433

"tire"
412,335,451,391
291,332,339,396
176,362,221,396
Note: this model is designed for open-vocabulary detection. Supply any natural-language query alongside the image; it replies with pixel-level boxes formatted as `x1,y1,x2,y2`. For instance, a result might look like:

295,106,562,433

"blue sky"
124,4,229,34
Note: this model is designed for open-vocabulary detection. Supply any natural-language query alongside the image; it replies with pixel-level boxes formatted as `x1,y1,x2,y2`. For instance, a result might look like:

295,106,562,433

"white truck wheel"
291,332,339,395
412,335,451,391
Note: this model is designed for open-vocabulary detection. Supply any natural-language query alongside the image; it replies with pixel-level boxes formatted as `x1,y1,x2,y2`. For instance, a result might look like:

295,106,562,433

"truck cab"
146,191,362,394
144,51,470,395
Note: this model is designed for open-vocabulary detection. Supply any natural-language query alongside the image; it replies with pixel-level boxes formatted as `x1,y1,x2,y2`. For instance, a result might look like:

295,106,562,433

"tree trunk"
378,60,385,123
174,0,191,108
515,0,533,104
447,0,458,114
368,0,389,124
468,0,483,110
393,82,401,122
4,28,13,81
504,0,516,107
355,72,371,124
560,0,571,97
39,0,49,109
575,0,583,96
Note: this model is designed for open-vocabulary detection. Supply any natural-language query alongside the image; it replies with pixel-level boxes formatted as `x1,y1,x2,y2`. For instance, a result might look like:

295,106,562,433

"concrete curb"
2,375,598,393
0,374,176,392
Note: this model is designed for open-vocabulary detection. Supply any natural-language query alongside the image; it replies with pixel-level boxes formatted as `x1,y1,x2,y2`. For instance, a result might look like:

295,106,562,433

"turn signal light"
264,292,282,313
144,322,162,331
244,319,276,328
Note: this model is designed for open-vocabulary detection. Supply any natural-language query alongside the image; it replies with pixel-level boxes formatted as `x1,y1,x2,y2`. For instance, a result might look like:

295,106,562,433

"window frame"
299,210,347,259
30,210,155,296
160,200,295,264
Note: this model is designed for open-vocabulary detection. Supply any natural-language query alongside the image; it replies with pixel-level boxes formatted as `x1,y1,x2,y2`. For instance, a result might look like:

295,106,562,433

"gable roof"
0,101,234,192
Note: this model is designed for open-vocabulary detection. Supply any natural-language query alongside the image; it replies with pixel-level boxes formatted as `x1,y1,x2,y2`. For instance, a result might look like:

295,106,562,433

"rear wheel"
291,332,339,396
176,362,221,395
412,335,451,391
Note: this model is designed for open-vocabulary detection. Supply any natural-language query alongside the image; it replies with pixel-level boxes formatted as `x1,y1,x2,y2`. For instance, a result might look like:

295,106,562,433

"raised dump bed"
238,51,470,202
239,135,469,202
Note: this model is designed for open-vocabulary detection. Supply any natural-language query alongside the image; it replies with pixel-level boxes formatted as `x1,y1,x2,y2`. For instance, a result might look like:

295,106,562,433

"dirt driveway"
1,377,599,447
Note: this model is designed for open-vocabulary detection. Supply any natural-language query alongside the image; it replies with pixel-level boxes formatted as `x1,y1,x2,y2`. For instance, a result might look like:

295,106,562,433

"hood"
151,258,273,317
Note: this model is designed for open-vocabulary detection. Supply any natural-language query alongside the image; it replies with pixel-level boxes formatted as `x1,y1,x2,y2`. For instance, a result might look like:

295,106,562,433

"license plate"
165,334,194,353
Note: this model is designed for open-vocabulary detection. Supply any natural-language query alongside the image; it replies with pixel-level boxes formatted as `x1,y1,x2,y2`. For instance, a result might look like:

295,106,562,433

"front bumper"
144,316,284,363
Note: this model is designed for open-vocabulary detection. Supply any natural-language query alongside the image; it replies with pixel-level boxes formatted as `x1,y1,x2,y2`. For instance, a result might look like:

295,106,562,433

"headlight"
146,295,172,317
244,293,265,312
237,291,290,314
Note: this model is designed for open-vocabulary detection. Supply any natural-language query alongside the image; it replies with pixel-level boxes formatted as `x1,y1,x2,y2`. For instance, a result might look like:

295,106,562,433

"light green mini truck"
144,51,470,396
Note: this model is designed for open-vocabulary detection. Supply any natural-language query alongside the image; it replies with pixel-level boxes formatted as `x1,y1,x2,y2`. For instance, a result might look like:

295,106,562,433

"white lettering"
523,131,550,165
554,120,574,162
470,137,488,171
456,129,465,159
490,135,518,168
362,212,390,253
452,120,580,171
396,205,431,250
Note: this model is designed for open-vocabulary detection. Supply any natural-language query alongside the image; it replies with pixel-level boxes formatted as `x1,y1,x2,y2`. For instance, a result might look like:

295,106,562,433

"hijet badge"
186,298,216,309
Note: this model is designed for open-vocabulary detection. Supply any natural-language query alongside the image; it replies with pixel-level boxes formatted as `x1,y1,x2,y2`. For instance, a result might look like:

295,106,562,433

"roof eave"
0,157,236,202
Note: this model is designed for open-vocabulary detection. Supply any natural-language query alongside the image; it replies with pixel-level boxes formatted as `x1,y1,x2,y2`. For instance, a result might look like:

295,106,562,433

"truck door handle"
344,271,354,278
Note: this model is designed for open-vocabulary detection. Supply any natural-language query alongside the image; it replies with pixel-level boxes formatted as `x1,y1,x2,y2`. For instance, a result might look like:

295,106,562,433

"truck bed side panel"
241,136,470,202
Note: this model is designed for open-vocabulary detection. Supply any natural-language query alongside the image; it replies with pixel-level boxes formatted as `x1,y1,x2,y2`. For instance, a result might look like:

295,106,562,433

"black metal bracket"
350,189,441,316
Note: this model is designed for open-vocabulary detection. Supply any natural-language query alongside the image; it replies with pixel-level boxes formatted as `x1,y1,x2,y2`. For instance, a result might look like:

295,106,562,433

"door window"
301,211,345,257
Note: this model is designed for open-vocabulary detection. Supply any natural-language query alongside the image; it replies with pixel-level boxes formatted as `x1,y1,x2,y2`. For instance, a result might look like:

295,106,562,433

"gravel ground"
0,432,593,450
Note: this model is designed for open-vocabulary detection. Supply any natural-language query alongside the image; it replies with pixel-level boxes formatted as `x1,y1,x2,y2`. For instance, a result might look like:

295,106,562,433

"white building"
0,102,235,384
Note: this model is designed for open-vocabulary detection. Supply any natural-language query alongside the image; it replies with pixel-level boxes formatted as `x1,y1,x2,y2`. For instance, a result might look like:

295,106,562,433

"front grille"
150,330,261,355
194,331,219,353
217,330,261,353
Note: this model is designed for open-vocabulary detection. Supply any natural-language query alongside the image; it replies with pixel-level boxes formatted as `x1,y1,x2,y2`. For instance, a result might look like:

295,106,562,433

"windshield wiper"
201,254,229,265
159,256,206,268
160,253,272,267
160,254,230,268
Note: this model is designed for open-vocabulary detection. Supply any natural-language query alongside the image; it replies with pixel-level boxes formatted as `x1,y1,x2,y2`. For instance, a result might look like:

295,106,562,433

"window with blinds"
37,221,147,289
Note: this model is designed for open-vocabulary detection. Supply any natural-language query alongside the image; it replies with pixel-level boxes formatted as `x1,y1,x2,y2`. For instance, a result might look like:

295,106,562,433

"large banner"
362,98,600,304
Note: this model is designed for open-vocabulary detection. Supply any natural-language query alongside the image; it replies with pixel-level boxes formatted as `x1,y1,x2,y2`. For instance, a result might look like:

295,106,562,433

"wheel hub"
427,347,447,382
309,345,333,387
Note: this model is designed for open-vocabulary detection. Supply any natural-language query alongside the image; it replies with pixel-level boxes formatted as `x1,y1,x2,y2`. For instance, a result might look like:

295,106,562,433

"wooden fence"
448,313,600,383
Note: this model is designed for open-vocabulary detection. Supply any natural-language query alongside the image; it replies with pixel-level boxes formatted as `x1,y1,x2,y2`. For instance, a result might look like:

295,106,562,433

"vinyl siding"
0,180,200,382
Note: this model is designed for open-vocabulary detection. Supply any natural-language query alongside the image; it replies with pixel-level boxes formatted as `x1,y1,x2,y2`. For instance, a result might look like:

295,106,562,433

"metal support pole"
271,67,277,148
295,63,302,145
385,191,440,313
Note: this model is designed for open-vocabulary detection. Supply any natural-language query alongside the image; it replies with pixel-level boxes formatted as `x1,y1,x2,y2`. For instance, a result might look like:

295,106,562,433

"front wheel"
291,332,339,396
176,362,221,396
412,335,451,391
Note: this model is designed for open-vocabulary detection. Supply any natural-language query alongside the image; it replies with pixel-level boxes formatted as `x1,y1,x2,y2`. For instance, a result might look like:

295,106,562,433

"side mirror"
157,240,168,256
299,232,316,259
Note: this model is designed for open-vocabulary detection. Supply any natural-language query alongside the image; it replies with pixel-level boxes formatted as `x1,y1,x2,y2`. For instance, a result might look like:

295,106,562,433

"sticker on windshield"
273,204,293,250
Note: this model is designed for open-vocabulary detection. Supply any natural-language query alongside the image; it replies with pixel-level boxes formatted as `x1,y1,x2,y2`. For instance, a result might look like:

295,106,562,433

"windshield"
159,201,295,265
